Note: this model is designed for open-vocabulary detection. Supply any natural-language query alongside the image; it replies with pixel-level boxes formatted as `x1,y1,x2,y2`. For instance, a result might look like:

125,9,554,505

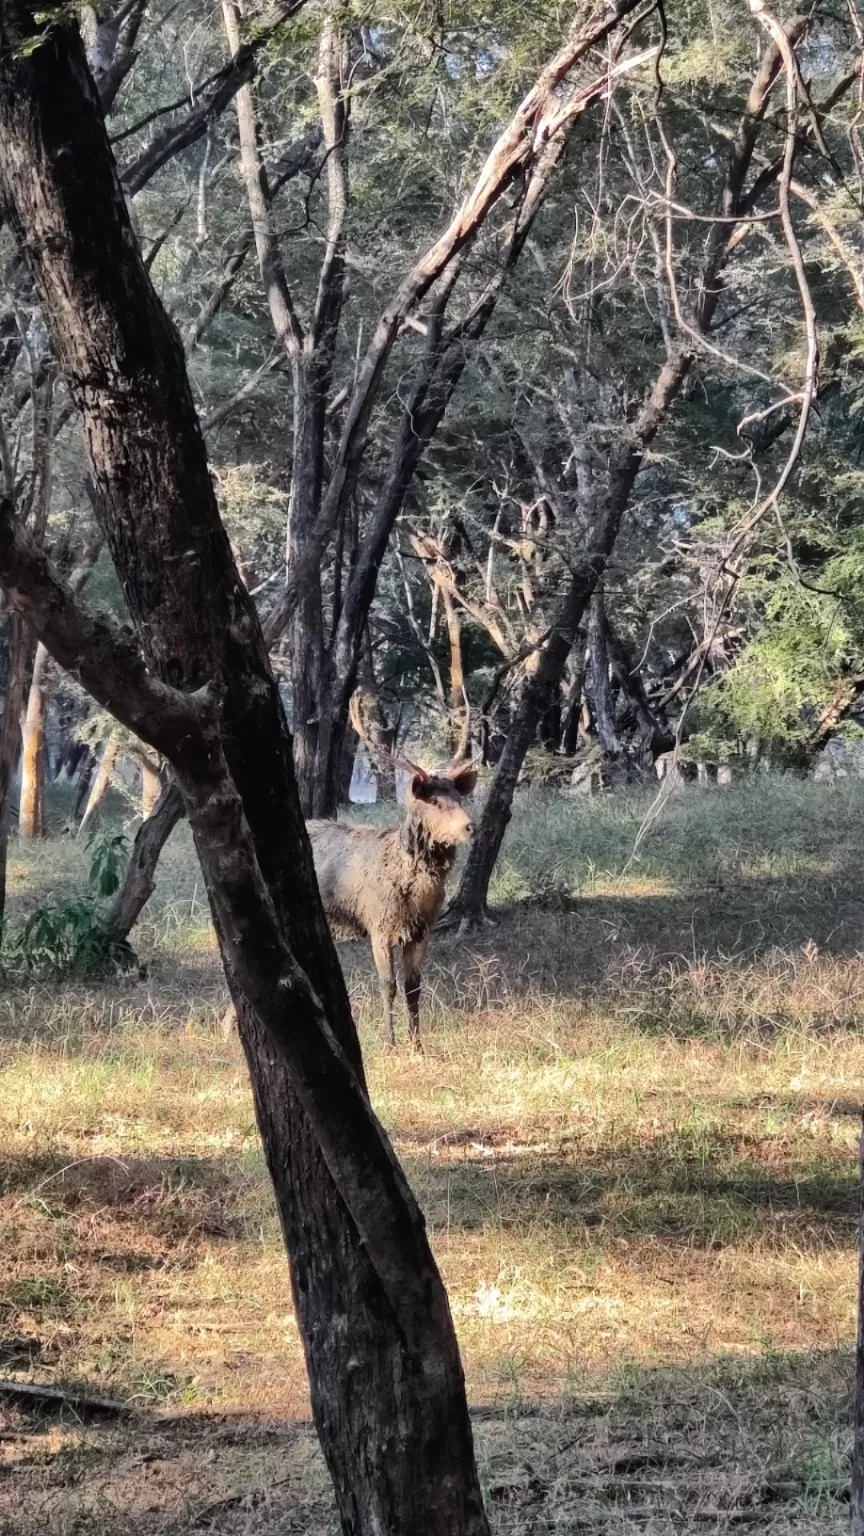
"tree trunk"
448,346,693,925
97,778,185,947
605,618,673,764
586,589,623,759
137,747,163,817
71,746,95,823
0,22,490,1535
448,563,603,926
559,645,586,755
78,730,119,840
19,639,50,837
853,1110,864,1536
0,612,31,930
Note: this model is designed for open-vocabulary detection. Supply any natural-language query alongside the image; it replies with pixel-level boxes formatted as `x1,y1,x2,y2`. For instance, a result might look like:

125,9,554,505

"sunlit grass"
1,774,862,1530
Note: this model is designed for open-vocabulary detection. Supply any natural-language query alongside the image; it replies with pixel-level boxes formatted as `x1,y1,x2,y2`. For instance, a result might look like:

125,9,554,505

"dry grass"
1,775,863,1532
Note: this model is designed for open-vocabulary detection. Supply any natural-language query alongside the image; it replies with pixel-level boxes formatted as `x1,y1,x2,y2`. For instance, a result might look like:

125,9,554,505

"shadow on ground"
0,1346,850,1534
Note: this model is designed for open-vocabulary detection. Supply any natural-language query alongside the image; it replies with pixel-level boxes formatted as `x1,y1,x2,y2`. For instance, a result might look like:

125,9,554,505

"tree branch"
0,497,200,754
120,0,308,197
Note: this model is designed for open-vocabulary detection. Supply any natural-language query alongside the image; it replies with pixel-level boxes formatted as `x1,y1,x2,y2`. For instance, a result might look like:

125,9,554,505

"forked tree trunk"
0,22,490,1536
446,24,801,920
19,639,50,837
0,612,32,929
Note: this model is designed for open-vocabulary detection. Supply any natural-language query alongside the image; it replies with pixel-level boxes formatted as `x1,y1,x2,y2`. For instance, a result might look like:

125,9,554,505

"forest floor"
0,774,862,1533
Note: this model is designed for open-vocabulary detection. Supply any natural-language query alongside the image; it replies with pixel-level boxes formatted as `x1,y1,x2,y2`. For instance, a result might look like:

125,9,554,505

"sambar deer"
307,758,477,1048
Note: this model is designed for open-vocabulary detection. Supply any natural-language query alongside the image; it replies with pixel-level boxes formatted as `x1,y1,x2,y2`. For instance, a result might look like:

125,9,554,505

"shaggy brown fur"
307,762,477,1047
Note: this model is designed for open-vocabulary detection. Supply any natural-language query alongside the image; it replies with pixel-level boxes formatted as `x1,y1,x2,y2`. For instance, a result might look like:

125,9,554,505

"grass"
1,773,863,1531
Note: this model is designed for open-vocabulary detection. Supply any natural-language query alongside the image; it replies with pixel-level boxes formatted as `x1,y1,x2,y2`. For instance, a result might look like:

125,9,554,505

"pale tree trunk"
0,21,490,1535
0,612,32,930
19,640,50,837
441,583,466,753
77,731,119,839
137,748,163,817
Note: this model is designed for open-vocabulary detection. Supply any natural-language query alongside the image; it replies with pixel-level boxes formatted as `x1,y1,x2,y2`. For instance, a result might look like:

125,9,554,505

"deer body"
307,762,476,1047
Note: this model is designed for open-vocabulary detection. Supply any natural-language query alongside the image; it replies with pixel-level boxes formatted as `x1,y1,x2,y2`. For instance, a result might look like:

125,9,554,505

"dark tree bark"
0,17,489,1536
71,746,95,824
604,617,673,764
19,639,50,837
559,644,586,756
586,589,623,761
97,778,186,949
447,476,635,926
0,611,31,929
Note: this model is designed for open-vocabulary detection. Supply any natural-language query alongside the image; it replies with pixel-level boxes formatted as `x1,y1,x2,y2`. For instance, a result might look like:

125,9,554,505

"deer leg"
402,938,428,1053
371,934,397,1047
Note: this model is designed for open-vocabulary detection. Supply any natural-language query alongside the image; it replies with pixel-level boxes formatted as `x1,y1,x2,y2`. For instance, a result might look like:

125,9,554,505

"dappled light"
0,780,861,1530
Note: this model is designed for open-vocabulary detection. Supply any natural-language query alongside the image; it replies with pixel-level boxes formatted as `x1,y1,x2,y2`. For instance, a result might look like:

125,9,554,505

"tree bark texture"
0,19,489,1535
0,611,31,929
19,638,50,837
137,748,163,817
586,589,623,761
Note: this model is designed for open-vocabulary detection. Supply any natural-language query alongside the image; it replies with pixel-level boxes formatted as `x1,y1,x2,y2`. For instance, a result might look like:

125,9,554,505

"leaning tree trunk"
136,746,163,817
0,21,490,1536
97,777,185,949
449,349,693,926
0,611,31,929
19,639,50,837
77,730,119,839
71,746,94,824
448,559,603,926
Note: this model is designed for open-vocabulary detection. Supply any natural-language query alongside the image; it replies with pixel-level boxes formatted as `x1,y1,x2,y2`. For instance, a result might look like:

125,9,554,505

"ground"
0,774,861,1533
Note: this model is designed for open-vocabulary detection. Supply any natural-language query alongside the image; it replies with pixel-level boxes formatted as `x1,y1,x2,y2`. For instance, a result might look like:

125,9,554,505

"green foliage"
88,831,127,899
1,831,134,980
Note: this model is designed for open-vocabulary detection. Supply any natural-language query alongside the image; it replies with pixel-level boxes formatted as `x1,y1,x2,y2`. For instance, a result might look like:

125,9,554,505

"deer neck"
400,813,457,879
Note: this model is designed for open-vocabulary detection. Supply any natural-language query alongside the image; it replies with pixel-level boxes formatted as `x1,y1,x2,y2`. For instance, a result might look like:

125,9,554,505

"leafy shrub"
1,831,136,980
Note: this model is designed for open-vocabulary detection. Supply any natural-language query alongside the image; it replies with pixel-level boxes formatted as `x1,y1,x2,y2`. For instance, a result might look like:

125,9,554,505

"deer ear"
447,764,477,796
410,772,432,800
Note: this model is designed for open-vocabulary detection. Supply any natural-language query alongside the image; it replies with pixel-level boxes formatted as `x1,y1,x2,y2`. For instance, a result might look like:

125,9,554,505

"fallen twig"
0,1377,129,1417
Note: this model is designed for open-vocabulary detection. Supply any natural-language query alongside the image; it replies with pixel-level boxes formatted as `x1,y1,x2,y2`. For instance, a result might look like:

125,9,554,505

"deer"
306,753,477,1049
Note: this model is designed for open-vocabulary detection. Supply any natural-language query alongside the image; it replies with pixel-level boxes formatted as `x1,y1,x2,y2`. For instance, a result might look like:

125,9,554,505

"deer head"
400,757,478,847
